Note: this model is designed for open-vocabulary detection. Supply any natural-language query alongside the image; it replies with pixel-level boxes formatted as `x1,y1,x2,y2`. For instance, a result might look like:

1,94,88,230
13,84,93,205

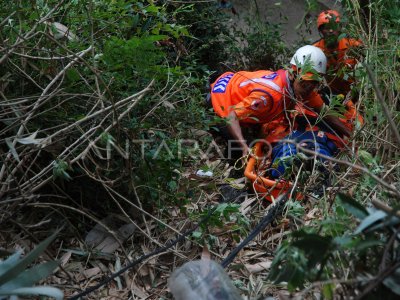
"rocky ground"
229,0,342,46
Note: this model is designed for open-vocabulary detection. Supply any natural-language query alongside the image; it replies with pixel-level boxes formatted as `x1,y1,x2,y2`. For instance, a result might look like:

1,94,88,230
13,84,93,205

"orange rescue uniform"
210,70,324,124
313,37,363,94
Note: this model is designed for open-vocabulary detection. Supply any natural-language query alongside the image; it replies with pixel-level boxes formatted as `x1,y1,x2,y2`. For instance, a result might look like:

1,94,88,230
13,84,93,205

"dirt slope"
229,0,342,46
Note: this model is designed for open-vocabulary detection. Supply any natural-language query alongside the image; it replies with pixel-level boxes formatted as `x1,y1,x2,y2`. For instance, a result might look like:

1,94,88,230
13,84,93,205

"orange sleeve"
313,39,324,49
349,38,363,48
304,91,324,110
343,38,363,64
233,91,273,123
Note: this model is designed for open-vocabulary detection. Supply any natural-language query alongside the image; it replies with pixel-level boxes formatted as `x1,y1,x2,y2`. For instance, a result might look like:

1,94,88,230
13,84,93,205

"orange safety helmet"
317,10,340,29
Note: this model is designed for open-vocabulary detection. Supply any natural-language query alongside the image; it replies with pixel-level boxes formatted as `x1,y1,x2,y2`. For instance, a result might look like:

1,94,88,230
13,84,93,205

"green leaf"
366,214,400,232
322,283,334,300
0,286,63,300
192,231,202,239
353,238,385,252
146,34,169,43
337,193,369,220
333,236,353,248
53,160,72,181
354,210,387,235
326,110,345,118
383,268,400,295
0,251,23,275
168,180,177,191
276,263,306,291
215,203,228,213
145,5,159,13
286,200,304,218
292,231,333,267
66,68,80,82
1,261,59,290
232,234,240,243
268,241,310,291
358,150,376,166
0,229,60,285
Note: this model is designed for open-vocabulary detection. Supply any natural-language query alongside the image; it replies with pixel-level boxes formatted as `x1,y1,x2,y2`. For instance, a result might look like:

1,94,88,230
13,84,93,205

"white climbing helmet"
290,45,327,74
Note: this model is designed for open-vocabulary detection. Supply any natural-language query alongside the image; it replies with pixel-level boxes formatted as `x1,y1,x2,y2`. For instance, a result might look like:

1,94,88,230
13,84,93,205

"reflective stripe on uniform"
239,78,282,93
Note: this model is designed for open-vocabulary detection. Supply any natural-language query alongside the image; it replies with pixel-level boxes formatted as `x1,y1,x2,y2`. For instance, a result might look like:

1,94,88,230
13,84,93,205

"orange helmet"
317,10,340,29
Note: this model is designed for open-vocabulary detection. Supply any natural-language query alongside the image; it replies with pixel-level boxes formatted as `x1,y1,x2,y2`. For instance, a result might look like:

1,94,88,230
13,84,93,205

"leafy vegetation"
267,0,400,298
0,0,399,299
0,231,62,300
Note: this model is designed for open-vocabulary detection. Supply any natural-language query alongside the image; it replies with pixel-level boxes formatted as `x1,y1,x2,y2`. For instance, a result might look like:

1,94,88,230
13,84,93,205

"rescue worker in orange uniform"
210,45,351,157
313,10,363,96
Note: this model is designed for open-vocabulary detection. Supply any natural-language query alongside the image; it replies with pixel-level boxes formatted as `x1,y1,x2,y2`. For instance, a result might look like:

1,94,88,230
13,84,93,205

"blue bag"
269,130,338,179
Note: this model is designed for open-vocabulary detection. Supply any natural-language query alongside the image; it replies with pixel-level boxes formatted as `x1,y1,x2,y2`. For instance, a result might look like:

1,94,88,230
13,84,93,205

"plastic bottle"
168,259,242,300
